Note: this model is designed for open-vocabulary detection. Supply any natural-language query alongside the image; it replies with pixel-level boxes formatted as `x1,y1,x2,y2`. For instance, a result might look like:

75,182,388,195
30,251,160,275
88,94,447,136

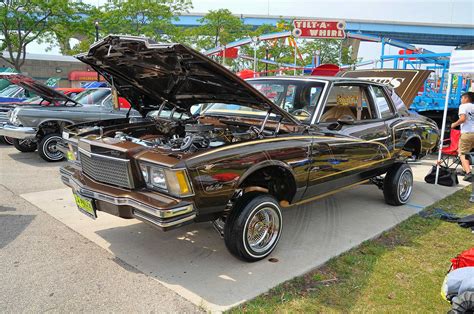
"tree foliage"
100,0,192,40
0,0,88,71
193,9,249,49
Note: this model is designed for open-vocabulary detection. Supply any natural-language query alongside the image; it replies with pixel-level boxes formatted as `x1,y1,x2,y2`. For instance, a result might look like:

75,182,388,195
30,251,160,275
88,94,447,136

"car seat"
321,105,356,122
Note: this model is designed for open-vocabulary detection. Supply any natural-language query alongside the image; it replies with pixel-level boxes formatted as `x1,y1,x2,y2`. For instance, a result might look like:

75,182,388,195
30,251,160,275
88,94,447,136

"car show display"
56,35,439,262
1,0,473,310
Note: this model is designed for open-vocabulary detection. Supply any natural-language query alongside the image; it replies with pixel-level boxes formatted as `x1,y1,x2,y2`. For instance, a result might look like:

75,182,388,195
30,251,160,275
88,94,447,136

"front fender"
38,118,75,128
237,159,297,187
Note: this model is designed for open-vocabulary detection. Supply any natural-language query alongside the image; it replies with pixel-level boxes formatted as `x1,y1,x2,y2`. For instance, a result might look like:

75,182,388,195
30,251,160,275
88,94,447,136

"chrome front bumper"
60,166,196,231
0,123,37,140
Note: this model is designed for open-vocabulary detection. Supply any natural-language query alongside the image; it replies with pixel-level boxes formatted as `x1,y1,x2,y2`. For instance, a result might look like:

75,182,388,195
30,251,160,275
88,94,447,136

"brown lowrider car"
60,35,439,262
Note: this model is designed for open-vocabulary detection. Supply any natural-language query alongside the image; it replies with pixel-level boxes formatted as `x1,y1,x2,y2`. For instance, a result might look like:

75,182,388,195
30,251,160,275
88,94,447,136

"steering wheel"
292,109,310,117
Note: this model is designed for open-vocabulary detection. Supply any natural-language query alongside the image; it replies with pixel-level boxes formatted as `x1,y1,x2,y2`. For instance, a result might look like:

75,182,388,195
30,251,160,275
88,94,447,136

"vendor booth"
436,49,474,184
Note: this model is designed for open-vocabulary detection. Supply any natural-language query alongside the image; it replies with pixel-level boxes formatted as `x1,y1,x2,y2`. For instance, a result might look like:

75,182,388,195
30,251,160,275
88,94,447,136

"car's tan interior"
320,85,373,123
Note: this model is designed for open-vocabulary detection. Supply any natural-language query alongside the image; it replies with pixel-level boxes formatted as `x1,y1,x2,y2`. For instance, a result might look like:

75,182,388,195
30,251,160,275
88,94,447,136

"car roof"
246,75,388,87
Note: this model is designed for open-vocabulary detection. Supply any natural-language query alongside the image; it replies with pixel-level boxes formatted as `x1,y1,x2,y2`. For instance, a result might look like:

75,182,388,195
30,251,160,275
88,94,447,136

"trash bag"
460,277,474,295
450,292,474,313
425,166,459,186
452,248,474,270
458,215,474,229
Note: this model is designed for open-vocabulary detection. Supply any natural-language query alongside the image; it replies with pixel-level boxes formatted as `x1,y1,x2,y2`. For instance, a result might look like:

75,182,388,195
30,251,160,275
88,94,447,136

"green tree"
192,9,249,50
100,0,192,41
0,0,88,71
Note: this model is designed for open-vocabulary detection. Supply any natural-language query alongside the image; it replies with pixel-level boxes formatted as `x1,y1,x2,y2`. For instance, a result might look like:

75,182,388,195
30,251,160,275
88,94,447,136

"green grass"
232,187,474,313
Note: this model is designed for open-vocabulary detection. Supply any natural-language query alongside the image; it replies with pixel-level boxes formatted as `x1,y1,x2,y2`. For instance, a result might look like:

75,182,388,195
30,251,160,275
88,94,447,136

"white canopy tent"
435,49,474,184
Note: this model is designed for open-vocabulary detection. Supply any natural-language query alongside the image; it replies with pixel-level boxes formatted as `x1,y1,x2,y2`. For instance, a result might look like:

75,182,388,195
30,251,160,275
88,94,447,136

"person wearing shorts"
451,92,474,182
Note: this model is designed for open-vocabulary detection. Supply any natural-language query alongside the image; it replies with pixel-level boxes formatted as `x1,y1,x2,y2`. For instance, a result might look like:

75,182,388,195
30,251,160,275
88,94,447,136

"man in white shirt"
451,92,474,181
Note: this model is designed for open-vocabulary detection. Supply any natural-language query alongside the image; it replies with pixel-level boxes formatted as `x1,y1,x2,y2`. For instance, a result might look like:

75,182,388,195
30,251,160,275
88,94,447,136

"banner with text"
292,20,346,39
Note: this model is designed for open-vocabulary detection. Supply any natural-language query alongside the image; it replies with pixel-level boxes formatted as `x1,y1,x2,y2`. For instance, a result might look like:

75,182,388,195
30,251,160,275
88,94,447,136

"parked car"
0,83,33,103
0,83,137,161
59,36,439,262
0,75,86,145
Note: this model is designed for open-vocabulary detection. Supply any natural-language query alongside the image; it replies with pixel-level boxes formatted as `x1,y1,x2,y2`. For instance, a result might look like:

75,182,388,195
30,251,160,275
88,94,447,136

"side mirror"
337,115,355,125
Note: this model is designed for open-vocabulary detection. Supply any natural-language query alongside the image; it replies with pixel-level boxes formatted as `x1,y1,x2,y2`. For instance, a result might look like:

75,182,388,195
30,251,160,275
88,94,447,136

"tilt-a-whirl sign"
292,20,346,39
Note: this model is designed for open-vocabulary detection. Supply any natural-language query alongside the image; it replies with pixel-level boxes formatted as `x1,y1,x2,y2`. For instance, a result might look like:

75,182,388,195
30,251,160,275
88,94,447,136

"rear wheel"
224,193,282,262
383,163,413,206
38,133,64,162
13,138,37,152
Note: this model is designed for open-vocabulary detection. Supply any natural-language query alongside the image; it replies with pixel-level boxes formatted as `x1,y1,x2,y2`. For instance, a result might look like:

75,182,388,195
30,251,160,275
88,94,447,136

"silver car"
1,86,137,162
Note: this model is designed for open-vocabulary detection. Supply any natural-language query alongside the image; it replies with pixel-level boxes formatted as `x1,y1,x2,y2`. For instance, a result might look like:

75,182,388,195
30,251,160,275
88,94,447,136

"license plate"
73,192,96,218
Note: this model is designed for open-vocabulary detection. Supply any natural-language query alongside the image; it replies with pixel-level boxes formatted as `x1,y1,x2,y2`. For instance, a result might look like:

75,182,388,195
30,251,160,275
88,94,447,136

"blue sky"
27,0,472,63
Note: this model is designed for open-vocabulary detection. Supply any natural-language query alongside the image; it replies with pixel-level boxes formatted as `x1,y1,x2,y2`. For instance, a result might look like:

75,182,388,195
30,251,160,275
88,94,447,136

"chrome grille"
80,151,134,189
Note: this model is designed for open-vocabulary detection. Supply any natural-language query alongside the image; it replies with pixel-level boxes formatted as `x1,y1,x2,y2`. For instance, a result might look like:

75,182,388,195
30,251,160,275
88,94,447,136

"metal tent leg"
470,153,474,202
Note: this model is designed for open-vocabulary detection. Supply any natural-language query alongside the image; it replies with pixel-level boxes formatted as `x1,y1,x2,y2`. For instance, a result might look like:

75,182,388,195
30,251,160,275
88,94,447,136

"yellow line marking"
191,136,391,159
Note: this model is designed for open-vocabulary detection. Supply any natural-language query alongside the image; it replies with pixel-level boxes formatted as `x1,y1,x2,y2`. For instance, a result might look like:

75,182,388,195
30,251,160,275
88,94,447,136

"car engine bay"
107,117,273,153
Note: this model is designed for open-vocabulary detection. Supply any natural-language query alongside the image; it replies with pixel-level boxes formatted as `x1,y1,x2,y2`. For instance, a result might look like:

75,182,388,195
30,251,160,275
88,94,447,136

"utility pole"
265,48,269,76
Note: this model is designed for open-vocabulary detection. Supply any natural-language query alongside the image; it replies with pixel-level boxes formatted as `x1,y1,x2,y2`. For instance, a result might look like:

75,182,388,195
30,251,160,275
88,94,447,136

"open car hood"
0,74,79,105
76,35,299,124
339,69,431,107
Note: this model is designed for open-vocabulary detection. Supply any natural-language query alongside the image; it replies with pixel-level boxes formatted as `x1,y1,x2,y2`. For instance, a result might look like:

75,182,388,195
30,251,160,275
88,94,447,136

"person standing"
451,92,474,181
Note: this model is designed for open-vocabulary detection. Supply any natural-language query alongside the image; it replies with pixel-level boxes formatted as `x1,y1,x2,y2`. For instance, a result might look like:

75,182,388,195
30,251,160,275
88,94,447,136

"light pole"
95,21,100,82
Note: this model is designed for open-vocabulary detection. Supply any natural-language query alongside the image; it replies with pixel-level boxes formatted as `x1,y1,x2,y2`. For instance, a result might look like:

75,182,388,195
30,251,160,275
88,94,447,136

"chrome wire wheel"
245,205,281,254
43,137,62,160
39,134,64,162
398,169,413,202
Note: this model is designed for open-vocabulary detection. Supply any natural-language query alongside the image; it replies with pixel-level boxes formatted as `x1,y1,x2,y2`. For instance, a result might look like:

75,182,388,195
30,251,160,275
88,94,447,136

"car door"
303,83,391,199
370,84,416,156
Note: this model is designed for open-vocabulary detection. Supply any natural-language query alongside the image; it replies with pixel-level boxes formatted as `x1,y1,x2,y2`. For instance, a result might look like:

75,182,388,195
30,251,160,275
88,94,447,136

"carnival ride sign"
292,20,346,39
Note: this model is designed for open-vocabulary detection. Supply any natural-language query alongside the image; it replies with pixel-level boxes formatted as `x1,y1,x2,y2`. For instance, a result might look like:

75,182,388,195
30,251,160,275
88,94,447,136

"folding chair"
440,129,461,170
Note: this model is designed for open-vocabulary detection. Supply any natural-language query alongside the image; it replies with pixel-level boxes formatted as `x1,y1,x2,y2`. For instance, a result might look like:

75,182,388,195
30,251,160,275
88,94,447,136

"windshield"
74,88,110,105
0,85,23,98
201,80,325,122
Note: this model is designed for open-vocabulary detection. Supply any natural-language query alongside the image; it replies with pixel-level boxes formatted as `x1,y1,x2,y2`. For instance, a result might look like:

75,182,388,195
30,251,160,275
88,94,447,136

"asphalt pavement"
0,145,199,312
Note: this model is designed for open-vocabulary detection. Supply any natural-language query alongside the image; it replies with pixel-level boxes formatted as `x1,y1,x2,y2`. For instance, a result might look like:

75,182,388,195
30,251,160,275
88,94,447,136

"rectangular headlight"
150,167,167,190
139,163,193,197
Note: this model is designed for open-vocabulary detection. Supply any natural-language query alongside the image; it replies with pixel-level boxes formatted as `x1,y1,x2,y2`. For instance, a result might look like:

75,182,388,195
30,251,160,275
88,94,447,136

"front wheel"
3,136,14,145
383,163,413,206
38,133,65,162
224,193,282,262
13,138,37,152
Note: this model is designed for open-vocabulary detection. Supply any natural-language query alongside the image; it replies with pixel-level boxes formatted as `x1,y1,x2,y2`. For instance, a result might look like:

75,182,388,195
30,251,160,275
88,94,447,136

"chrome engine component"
113,121,259,153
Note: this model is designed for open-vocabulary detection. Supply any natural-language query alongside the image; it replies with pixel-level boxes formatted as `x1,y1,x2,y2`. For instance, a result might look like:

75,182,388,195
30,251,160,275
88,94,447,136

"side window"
320,85,374,123
372,86,394,119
